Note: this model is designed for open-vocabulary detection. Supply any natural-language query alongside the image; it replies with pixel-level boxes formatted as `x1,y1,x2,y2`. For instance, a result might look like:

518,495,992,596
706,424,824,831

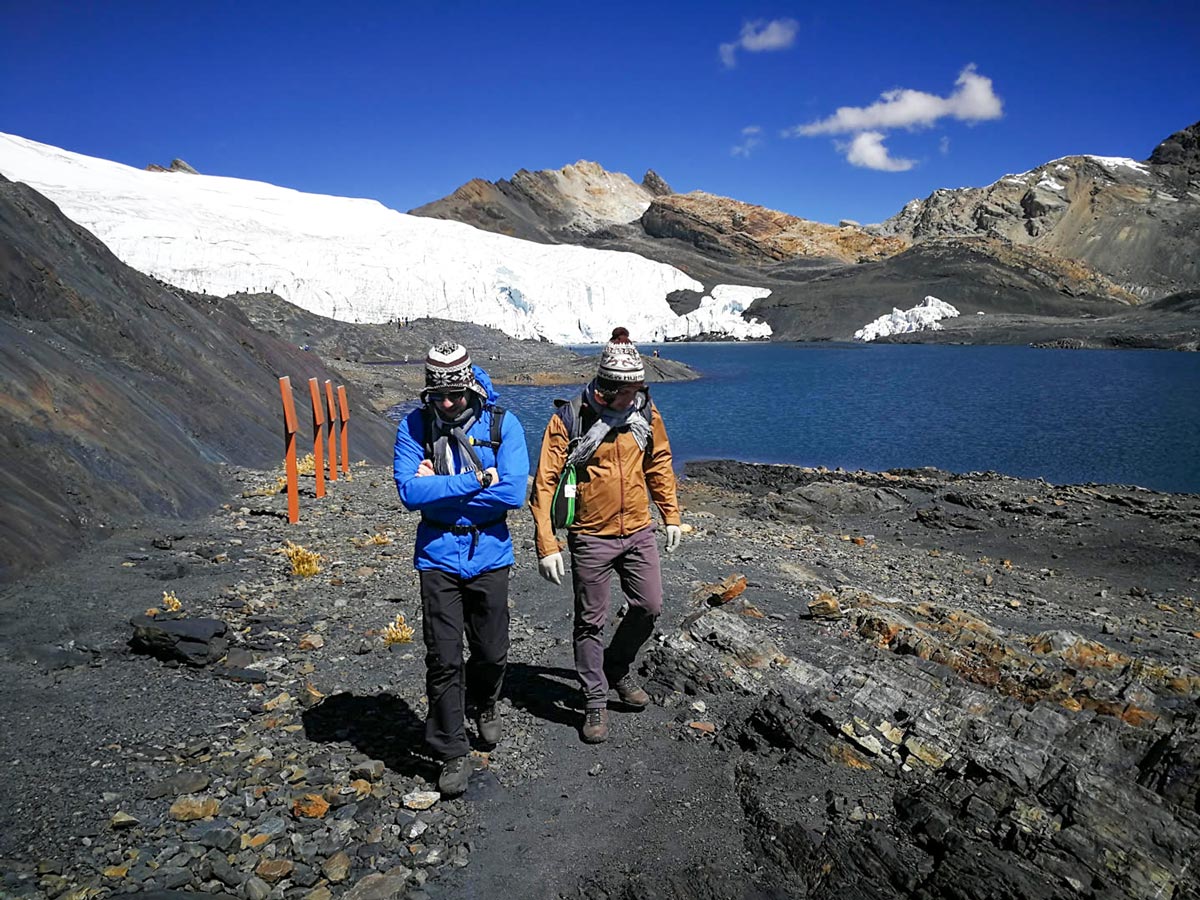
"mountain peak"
146,158,199,174
642,169,672,196
1148,119,1200,176
410,160,659,243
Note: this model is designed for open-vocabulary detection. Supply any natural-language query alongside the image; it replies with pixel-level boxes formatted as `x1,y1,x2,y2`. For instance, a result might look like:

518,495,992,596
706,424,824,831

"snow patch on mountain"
854,296,960,341
1086,155,1151,175
0,132,767,344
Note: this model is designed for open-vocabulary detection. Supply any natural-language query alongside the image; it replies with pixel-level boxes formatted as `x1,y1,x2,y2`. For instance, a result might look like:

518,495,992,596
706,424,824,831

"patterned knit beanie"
596,327,645,390
422,341,484,400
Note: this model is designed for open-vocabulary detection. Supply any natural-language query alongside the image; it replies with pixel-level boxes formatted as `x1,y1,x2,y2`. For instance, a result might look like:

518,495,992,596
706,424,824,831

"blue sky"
2,1,1197,225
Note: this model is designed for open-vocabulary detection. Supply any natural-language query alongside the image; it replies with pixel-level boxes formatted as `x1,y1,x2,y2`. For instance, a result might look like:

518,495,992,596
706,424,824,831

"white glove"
665,525,681,553
538,552,564,585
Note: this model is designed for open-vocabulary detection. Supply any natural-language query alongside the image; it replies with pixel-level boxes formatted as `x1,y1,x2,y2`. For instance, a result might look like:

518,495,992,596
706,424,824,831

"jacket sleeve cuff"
536,536,563,558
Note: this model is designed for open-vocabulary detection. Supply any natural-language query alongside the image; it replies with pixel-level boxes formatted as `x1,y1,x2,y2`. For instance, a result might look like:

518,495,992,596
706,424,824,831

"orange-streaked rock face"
642,191,909,264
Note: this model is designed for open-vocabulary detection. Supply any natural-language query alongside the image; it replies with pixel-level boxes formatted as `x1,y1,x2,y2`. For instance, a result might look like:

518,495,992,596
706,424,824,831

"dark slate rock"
147,771,211,799
129,615,229,667
213,666,267,684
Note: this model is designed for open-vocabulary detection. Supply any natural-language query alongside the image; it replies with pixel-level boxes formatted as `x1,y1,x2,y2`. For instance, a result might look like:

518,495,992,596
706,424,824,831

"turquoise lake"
490,343,1200,494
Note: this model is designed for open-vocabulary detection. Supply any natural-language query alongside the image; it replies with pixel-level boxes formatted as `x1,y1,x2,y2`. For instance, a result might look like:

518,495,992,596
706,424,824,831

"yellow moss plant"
296,453,316,476
383,614,414,645
278,540,322,577
147,591,183,616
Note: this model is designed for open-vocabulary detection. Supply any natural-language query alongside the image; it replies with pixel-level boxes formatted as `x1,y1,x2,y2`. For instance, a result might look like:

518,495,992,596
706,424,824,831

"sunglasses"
597,384,642,400
428,390,468,403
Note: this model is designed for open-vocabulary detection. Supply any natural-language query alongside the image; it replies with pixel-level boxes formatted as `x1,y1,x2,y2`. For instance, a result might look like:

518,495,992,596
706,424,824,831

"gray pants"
567,526,663,709
420,567,509,760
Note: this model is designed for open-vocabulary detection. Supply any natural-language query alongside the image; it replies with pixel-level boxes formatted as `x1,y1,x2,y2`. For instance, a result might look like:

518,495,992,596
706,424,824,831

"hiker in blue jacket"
393,341,528,796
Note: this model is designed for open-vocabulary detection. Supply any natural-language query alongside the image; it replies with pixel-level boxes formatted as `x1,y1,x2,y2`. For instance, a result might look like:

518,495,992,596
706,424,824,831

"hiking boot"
437,755,471,797
611,674,649,708
581,707,609,744
476,706,502,745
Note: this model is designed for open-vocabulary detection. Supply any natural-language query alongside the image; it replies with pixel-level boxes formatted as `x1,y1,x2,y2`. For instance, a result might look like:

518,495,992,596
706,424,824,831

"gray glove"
538,552,564,585
665,524,681,553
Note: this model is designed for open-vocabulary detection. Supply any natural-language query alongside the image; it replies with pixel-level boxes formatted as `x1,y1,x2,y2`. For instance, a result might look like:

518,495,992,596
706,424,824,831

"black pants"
420,567,510,760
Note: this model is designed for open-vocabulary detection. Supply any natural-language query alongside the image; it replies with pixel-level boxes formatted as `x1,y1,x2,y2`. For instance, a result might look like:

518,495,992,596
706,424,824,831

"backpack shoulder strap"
553,395,585,441
639,397,654,457
420,405,435,460
489,405,506,449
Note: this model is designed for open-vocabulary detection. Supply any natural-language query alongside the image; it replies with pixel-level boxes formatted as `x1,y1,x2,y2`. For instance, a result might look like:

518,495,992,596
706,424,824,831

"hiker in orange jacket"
529,329,681,743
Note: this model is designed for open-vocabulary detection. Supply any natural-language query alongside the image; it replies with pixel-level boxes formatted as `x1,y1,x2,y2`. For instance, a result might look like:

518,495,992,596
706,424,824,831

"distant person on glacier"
393,342,529,796
529,328,681,744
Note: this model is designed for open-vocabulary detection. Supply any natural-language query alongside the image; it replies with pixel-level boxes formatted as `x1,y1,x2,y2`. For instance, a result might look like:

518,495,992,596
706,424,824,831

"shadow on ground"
302,692,433,781
501,662,583,729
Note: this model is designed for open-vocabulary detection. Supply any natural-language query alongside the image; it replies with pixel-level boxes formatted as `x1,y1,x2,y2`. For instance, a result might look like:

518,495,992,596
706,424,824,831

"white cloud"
841,132,916,172
788,65,1002,135
731,125,763,158
720,18,798,68
783,65,1000,172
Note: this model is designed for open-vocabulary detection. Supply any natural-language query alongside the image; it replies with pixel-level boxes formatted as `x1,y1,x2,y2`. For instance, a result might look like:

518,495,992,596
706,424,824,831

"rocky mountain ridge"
415,121,1200,343
874,121,1200,300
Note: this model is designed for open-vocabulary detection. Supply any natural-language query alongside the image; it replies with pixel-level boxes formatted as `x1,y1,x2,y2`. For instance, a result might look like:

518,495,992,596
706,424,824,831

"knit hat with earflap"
596,327,645,391
421,341,487,402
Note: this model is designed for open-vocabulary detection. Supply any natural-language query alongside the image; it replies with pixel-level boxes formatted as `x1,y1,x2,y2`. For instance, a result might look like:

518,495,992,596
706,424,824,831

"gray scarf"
566,382,651,468
428,400,483,475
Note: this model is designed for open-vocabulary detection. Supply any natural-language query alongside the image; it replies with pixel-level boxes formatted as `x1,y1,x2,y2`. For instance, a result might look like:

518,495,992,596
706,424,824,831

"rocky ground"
1,460,1197,899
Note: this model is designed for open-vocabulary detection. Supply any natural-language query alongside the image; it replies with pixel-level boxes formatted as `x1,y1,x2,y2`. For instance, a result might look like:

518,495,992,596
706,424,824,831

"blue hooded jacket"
393,366,529,578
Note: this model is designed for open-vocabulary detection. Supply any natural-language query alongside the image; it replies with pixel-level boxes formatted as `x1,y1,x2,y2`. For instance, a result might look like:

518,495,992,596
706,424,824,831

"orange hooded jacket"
529,395,680,559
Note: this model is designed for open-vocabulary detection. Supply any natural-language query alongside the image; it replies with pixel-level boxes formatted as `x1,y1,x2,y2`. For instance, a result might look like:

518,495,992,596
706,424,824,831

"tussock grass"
352,532,392,547
278,540,322,577
383,614,415,645
145,590,183,616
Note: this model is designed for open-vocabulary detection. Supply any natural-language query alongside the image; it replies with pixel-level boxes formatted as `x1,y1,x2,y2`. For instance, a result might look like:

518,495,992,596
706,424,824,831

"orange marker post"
324,379,338,482
279,377,300,524
308,377,326,499
337,385,351,475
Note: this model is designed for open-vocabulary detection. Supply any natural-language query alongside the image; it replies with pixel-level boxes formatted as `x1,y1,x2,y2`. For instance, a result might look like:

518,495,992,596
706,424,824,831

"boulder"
129,615,228,666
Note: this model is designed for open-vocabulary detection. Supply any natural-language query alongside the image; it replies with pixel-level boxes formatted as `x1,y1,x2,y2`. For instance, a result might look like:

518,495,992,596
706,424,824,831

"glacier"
651,285,772,341
0,132,771,344
854,296,960,341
